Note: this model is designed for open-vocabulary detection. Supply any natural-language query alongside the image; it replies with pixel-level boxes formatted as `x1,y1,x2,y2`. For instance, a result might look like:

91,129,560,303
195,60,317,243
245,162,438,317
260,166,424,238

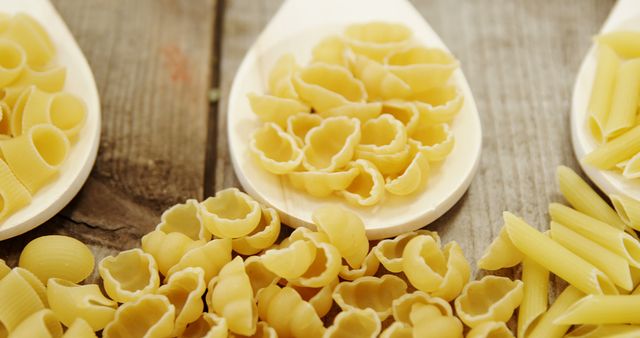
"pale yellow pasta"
350,55,411,101
517,258,549,338
180,313,228,338
250,122,303,174
288,237,342,288
339,248,380,281
324,308,381,338
14,267,47,305
311,35,349,67
410,123,455,162
0,124,69,193
391,291,453,324
583,125,640,170
288,166,359,197
0,268,46,333
588,44,620,143
344,22,412,62
261,239,316,280
550,221,632,290
385,151,429,196
311,205,368,269
247,93,310,128
410,303,463,338
565,324,640,338
504,212,617,295
11,85,50,135
477,226,524,270
466,321,514,338
302,116,360,172
292,63,367,113
611,194,640,231
386,46,458,92
244,256,279,296
355,142,411,176
6,65,66,95
8,309,62,338
0,159,31,222
0,259,9,280
288,278,338,318
0,101,10,135
256,284,325,338
63,318,98,338
332,274,407,320
141,230,205,276
379,322,412,338
340,159,385,206
556,294,640,325
596,31,640,59
604,59,640,139
319,100,382,123
526,286,585,338
3,14,54,67
357,114,407,155
167,238,232,283
103,294,175,338
374,230,441,273
412,85,464,124
200,188,262,239
402,236,471,301
268,53,299,99
46,278,117,331
22,91,87,139
382,100,420,135
454,275,524,328
158,267,206,336
156,199,211,241
207,257,257,336
621,153,640,179
0,38,25,87
232,206,280,256
230,321,278,338
98,248,160,303
18,235,94,283
286,112,322,147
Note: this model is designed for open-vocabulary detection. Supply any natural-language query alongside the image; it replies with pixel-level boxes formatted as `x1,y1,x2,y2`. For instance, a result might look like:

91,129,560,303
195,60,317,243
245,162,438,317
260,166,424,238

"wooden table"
2,0,615,287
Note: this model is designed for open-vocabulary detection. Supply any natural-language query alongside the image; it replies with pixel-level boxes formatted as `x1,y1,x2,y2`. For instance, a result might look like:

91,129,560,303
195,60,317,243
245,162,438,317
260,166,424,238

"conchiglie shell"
391,291,452,324
385,151,429,196
379,322,412,338
350,55,411,101
141,230,205,276
454,276,524,328
303,116,361,172
288,227,331,244
288,166,359,198
156,199,211,241
256,284,325,338
409,303,463,338
344,22,412,62
247,93,310,128
103,294,175,338
47,278,117,331
63,319,98,338
319,101,382,123
466,321,514,338
0,159,32,222
312,205,368,269
333,274,407,320
412,85,464,124
324,308,381,338
8,309,62,338
0,259,10,280
410,123,454,162
340,159,385,206
357,114,407,155
98,248,160,303
180,313,227,338
286,112,322,147
268,53,299,99
477,226,524,270
19,235,94,283
0,268,45,332
232,206,281,256
244,256,280,297
382,100,421,135
200,188,262,239
311,35,349,67
261,240,317,280
386,46,458,92
250,122,303,174
339,248,380,281
0,38,26,87
288,240,342,288
158,267,207,336
288,278,338,318
167,238,232,283
355,142,412,176
374,230,441,273
293,63,367,113
231,321,278,338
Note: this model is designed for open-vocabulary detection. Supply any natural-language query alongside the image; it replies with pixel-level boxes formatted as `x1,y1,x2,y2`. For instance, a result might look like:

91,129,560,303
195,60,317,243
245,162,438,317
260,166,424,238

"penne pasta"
477,225,524,270
0,159,31,222
517,258,549,338
565,324,640,338
604,59,640,139
596,31,640,59
611,194,640,231
588,44,619,142
621,153,640,179
556,295,640,325
583,124,640,170
527,286,584,338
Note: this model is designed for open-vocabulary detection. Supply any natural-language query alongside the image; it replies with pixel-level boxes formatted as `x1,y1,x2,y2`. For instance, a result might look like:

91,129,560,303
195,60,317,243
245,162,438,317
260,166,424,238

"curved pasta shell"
357,114,407,155
0,159,31,222
324,308,381,338
256,284,325,338
379,322,412,338
247,93,310,128
20,89,87,140
288,166,359,197
200,188,262,239
410,123,455,162
339,248,380,281
232,206,280,256
333,274,407,320
46,278,117,331
19,235,94,283
207,257,258,336
410,303,463,338
383,101,421,137
340,159,385,206
312,205,368,269
466,321,514,338
288,278,338,318
0,124,69,193
0,268,45,332
355,142,412,176
319,101,382,123
262,239,317,280
288,240,342,288
385,151,429,196
288,226,331,244
63,318,97,338
286,112,322,147
0,38,26,87
3,14,54,67
268,53,300,99
412,85,464,124
374,230,440,273
0,259,9,280
386,46,458,92
103,294,176,338
477,226,524,270
250,122,303,174
156,199,211,241
350,55,411,101
158,267,207,336
230,322,278,338
344,22,412,62
167,238,232,283
454,275,524,328
391,291,452,324
244,256,280,297
402,236,471,301
293,63,367,113
98,248,160,303
311,35,349,67
8,309,62,338
303,116,361,172
180,312,227,338
141,230,205,276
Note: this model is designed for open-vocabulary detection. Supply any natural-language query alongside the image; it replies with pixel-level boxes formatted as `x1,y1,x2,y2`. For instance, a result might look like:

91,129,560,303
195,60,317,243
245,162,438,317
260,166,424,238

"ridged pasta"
517,258,549,338
527,286,584,338
385,151,429,195
250,122,303,174
350,55,411,101
207,257,258,336
141,230,205,276
588,44,620,142
18,235,94,283
63,318,98,338
21,90,87,140
286,112,322,147
200,188,262,239
611,194,640,231
339,248,380,281
302,116,360,172
374,230,440,273
288,278,338,318
6,65,66,94
466,321,514,338
555,295,640,325
232,206,280,256
584,124,640,170
261,239,317,280
256,284,325,338
382,100,420,135
410,123,455,162
355,142,411,176
0,268,46,333
603,59,640,139
46,278,117,331
340,159,385,206
386,46,458,92
311,205,368,269
454,275,524,328
247,93,310,128
167,238,232,283
0,101,10,135
344,22,412,62
565,324,640,338
311,35,349,67
391,291,453,324
244,256,279,296
402,236,471,301
158,267,207,336
268,53,299,99
596,31,640,58
0,38,26,87
412,85,464,124
293,63,367,113
324,308,381,338
357,114,407,155
231,321,278,338
0,124,69,193
0,159,31,222
379,322,411,338
8,309,62,338
288,166,359,198
98,248,160,303
410,303,463,338
180,313,227,338
621,154,640,179
0,259,9,280
102,294,175,338
14,267,47,305
156,199,211,241
333,274,407,320
477,226,524,270
3,14,55,67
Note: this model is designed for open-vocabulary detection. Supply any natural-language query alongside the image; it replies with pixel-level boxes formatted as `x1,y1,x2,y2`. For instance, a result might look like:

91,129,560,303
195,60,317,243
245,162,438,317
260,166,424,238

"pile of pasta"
248,22,463,206
585,30,640,178
0,13,87,222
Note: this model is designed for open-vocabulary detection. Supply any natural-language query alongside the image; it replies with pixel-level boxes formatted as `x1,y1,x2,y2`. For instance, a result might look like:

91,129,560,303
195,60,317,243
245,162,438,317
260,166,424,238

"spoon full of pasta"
227,0,482,239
